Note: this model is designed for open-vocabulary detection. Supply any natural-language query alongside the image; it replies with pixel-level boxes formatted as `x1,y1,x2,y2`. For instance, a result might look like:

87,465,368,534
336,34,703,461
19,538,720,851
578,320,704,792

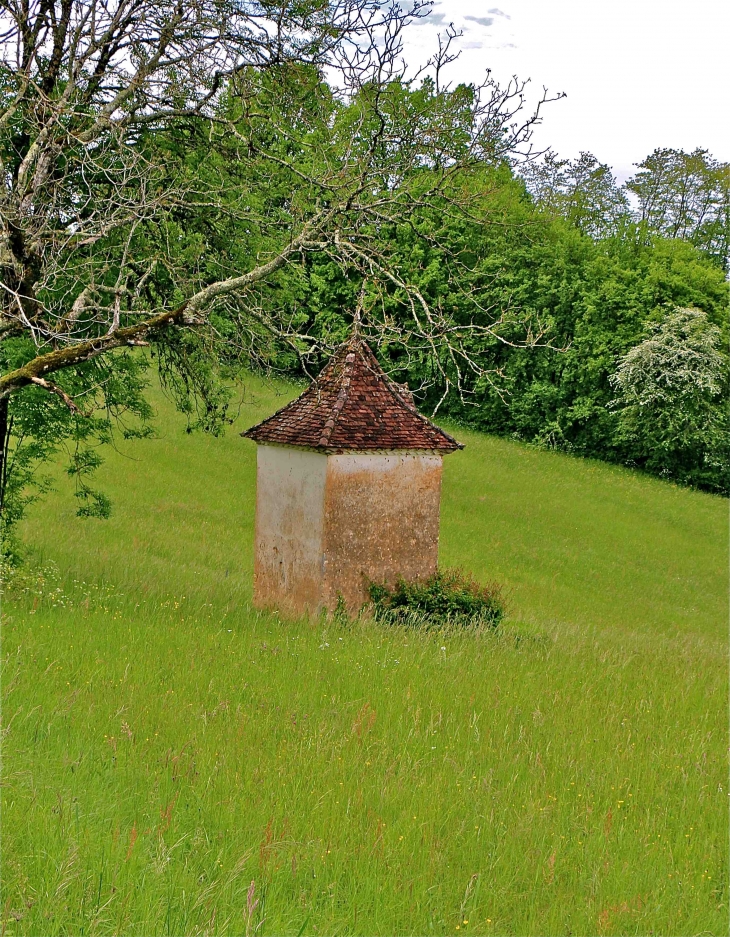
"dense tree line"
150,122,729,492
275,147,729,493
1,2,727,547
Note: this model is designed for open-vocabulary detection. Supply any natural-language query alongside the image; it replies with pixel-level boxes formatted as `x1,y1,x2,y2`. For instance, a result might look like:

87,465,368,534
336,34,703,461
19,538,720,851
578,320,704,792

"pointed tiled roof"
242,337,463,453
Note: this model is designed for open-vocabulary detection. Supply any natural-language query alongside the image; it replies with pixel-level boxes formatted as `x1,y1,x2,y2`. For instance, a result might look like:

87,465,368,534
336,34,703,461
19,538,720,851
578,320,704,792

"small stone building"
242,337,462,616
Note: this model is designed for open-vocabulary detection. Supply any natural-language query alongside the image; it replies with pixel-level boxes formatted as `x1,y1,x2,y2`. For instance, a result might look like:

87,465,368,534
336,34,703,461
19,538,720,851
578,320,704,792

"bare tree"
0,0,556,521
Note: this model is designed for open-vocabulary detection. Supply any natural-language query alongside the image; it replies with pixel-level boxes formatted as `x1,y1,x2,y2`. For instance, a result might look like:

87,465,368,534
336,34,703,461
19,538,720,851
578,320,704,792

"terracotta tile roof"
242,337,463,453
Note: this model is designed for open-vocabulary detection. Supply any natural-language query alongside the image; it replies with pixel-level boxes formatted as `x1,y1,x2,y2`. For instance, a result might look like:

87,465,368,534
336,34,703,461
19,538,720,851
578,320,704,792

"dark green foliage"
290,167,729,493
3,60,729,541
368,568,505,628
450,231,729,493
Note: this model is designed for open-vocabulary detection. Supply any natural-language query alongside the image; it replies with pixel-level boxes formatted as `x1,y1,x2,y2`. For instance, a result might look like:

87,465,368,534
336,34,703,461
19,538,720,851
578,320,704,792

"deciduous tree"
520,150,630,239
609,307,728,490
0,0,554,532
626,148,730,271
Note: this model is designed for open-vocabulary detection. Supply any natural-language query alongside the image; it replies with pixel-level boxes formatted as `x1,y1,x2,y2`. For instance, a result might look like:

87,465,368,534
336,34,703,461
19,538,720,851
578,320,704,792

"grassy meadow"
2,374,727,936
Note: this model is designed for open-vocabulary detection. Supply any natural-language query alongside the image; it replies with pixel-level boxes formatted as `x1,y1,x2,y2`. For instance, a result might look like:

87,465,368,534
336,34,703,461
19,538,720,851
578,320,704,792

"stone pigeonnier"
242,336,463,616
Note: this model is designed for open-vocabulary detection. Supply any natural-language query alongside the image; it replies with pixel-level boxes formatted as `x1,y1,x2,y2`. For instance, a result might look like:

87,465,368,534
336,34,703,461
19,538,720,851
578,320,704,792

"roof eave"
242,437,462,454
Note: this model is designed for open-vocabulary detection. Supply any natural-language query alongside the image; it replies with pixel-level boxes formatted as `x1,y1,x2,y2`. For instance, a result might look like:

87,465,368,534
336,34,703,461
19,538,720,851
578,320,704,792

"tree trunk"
0,396,11,517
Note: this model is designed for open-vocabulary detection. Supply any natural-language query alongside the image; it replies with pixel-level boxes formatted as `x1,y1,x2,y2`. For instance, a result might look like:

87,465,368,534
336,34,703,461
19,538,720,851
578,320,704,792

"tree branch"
29,376,84,413
0,304,188,399
0,221,320,399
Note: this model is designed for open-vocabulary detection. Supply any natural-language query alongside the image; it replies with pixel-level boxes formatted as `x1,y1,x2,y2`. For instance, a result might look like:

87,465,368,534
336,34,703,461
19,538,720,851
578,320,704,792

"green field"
2,375,727,936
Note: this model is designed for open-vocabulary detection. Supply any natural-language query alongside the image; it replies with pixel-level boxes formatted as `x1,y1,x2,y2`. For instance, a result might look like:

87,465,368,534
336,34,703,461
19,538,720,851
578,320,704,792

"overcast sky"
401,0,730,183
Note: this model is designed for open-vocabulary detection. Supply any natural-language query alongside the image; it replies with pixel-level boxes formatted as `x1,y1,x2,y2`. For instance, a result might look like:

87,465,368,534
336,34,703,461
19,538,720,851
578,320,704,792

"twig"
29,376,85,414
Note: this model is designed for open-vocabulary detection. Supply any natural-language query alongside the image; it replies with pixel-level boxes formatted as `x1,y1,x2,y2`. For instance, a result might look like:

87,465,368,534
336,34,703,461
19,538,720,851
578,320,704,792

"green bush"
368,567,505,628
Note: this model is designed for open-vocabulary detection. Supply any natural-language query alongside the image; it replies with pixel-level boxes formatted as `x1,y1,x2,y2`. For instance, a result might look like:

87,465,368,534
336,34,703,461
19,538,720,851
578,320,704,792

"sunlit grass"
2,374,727,935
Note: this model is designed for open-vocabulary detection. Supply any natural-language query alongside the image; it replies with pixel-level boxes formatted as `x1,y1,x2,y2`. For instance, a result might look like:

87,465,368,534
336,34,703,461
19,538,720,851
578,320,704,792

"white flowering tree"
609,307,728,489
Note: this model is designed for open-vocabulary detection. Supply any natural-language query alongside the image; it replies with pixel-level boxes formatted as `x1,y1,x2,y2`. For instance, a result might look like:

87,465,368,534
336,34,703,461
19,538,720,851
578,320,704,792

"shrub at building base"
368,568,505,629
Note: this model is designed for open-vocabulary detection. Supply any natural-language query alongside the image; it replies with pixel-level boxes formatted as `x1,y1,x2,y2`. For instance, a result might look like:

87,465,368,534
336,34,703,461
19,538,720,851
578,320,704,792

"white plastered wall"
253,445,327,614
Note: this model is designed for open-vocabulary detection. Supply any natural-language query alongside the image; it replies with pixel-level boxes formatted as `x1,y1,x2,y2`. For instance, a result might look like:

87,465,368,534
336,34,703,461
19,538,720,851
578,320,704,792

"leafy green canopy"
2,51,728,546
286,159,729,492
1,46,561,540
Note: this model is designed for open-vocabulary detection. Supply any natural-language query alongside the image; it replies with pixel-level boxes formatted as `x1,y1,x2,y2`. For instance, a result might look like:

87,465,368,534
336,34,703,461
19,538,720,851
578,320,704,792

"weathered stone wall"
253,446,444,617
321,452,443,613
253,445,327,615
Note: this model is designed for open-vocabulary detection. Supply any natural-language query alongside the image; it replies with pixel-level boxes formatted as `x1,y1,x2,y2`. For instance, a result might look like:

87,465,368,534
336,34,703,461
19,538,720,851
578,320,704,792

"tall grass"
2,374,727,935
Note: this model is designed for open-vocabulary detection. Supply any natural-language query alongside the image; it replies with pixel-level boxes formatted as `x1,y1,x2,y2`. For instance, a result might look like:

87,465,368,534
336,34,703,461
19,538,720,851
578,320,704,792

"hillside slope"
3,374,727,937
18,373,726,638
